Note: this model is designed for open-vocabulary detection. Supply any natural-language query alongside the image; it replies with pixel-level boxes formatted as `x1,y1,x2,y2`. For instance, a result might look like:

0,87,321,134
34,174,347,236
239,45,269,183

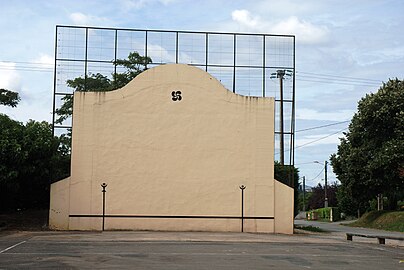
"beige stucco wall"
49,177,70,230
49,63,294,233
274,179,294,234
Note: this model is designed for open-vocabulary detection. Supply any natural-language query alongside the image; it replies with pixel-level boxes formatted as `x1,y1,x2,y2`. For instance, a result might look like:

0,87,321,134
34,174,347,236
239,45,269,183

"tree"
307,183,338,210
55,51,152,124
331,79,404,215
113,51,152,89
274,161,300,216
0,89,20,107
0,114,24,210
0,114,70,211
297,189,312,211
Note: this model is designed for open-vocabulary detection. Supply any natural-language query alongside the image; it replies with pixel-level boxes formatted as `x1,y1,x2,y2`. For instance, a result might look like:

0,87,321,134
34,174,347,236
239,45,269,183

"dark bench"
346,233,404,245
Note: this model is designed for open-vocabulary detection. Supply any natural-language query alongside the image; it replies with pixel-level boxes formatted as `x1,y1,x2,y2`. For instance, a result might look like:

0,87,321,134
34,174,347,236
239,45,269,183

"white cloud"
159,0,176,5
120,0,174,10
120,0,148,10
231,9,329,44
147,44,175,63
69,12,112,26
296,132,346,148
34,54,54,67
69,12,89,25
232,10,259,28
271,16,329,44
0,62,22,91
296,108,354,121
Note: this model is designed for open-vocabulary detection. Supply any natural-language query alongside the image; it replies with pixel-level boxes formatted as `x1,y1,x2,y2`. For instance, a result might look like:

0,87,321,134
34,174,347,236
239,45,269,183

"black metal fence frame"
52,25,296,173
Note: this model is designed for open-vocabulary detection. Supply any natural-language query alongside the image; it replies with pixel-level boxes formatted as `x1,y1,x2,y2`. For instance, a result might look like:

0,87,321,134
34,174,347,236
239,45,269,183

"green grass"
347,211,404,232
294,225,326,233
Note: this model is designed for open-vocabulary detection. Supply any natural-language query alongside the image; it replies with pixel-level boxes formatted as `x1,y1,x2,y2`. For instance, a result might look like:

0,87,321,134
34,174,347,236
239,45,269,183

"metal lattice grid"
53,25,295,169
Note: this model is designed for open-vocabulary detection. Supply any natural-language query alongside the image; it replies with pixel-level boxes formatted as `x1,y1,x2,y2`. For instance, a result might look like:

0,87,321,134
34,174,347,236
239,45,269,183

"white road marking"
0,241,26,254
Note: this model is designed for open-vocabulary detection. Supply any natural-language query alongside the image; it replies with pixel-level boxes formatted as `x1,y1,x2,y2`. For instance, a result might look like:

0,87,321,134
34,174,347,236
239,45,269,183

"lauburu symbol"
171,91,182,101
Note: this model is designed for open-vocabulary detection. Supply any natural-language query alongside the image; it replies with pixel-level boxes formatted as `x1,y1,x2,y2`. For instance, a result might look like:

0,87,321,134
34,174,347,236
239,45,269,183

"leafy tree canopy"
55,51,152,124
307,183,338,210
0,114,70,211
331,78,404,215
274,161,300,216
0,89,20,107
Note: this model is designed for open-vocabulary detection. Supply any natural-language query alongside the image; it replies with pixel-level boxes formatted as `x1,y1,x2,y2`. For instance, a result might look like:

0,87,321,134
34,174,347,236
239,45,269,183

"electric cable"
295,127,347,150
276,127,347,155
310,167,325,181
296,121,350,133
297,71,382,83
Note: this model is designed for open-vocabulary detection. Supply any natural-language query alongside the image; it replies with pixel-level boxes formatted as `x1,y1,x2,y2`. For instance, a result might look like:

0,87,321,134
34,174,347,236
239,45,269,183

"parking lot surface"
0,231,403,269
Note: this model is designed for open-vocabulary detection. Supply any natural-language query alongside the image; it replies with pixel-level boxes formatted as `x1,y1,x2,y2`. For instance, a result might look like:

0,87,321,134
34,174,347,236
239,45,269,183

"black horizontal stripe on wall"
69,214,274,220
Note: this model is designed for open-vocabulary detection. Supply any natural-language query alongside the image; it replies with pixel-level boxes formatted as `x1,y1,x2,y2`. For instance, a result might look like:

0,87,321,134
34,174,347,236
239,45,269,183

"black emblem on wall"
171,91,182,101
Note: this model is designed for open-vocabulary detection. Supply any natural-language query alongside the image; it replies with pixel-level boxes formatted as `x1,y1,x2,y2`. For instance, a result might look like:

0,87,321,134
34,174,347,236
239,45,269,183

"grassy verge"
346,211,404,232
294,225,327,233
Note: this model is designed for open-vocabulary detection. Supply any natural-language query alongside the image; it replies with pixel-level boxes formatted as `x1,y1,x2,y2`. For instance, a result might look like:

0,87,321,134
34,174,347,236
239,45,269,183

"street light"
314,160,328,208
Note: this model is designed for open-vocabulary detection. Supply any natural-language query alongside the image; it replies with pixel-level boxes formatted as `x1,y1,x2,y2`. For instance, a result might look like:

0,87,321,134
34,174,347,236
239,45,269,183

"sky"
1,0,403,187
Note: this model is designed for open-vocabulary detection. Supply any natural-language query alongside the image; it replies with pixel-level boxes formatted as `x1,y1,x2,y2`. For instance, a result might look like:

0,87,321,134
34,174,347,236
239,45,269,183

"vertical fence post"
239,185,246,232
101,183,108,231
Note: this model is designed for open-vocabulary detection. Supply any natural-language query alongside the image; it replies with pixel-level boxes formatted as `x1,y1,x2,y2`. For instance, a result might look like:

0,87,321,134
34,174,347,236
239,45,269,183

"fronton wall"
50,64,293,234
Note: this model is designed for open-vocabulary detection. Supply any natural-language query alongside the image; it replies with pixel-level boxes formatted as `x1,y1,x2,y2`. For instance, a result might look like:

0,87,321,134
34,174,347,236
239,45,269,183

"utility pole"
315,160,329,208
278,70,285,165
270,70,286,165
324,161,328,208
271,69,291,166
303,176,306,211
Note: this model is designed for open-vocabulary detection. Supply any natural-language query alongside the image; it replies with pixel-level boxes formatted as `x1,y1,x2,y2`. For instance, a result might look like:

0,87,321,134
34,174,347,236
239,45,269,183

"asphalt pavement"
0,230,403,269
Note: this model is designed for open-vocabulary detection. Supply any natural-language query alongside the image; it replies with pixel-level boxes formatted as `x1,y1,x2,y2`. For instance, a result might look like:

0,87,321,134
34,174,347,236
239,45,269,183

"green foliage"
0,89,20,107
347,210,404,232
397,200,404,211
307,207,340,221
294,225,326,233
331,79,404,215
297,191,312,211
113,51,152,89
0,114,24,191
274,161,299,216
336,184,358,216
0,114,70,211
1,52,150,212
307,182,339,210
55,51,152,124
55,73,112,124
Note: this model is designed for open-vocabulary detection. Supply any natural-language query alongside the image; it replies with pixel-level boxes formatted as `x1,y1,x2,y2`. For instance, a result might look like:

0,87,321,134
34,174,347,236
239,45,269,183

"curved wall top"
67,63,278,231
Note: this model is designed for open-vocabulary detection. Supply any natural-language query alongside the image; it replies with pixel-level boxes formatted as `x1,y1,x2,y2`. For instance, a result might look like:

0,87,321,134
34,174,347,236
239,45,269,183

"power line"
298,76,380,85
295,127,347,150
296,121,350,133
0,60,54,73
0,66,53,73
310,167,325,181
0,60,53,67
296,77,380,87
297,71,383,83
295,161,320,166
0,60,387,85
275,127,347,155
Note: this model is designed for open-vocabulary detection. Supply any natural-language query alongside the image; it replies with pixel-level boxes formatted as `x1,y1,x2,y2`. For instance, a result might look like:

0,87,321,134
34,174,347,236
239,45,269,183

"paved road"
295,219,404,248
295,219,404,237
0,231,403,269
